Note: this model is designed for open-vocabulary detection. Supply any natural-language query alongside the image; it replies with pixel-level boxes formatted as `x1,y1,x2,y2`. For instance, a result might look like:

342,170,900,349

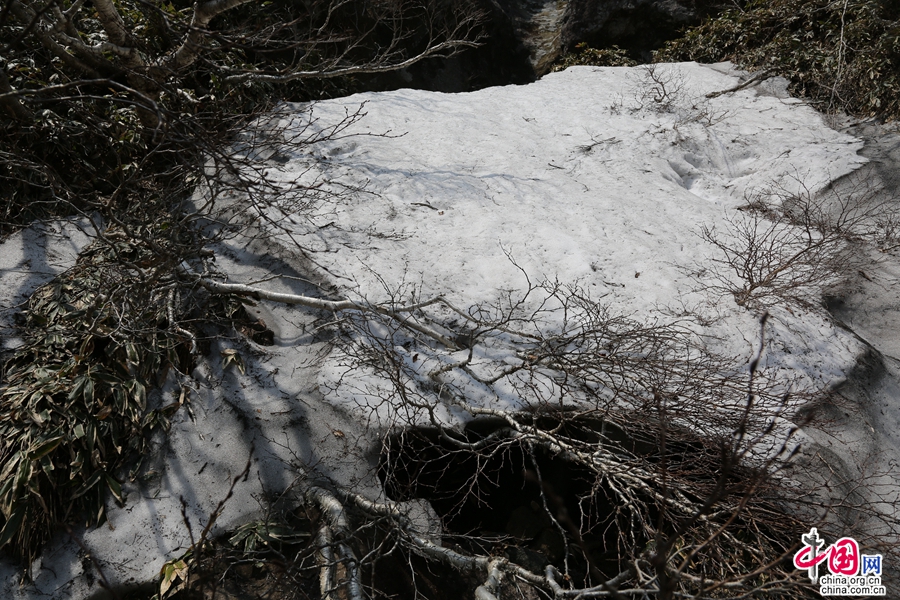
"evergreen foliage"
552,43,638,70
657,0,900,119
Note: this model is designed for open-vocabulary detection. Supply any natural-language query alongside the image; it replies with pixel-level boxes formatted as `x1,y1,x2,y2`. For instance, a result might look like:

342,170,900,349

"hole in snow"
377,414,665,582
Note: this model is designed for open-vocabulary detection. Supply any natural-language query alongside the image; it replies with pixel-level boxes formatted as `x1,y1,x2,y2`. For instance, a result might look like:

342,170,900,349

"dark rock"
484,0,732,77
357,1,537,93
505,503,547,539
488,0,571,75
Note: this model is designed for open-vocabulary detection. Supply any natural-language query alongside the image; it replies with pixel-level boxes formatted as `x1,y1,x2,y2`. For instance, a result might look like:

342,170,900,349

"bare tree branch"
162,0,257,73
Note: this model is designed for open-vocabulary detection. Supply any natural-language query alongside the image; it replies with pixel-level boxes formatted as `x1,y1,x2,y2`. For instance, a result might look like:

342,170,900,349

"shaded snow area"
0,220,94,353
4,63,898,598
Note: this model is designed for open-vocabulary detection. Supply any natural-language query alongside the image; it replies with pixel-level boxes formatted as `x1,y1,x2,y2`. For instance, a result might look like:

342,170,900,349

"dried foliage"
154,398,822,599
183,235,840,597
0,226,199,568
377,410,815,599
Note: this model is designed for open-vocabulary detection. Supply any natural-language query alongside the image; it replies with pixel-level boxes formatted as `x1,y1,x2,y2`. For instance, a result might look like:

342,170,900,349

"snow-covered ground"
2,62,894,597
254,62,866,417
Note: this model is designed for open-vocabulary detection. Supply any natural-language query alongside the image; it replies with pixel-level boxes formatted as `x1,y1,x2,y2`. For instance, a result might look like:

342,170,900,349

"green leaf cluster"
657,0,900,119
228,519,311,555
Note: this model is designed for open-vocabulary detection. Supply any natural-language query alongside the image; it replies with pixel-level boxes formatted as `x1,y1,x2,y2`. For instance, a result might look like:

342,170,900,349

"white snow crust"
258,62,866,416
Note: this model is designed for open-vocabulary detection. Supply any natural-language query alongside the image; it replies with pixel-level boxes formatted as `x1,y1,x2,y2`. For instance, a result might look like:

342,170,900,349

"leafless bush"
874,212,900,253
634,65,686,114
622,65,730,134
179,240,844,597
697,176,895,309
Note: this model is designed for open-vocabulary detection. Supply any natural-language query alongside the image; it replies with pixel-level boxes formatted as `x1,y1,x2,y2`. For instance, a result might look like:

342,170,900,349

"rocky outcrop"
488,0,570,75
377,0,730,92
485,0,729,76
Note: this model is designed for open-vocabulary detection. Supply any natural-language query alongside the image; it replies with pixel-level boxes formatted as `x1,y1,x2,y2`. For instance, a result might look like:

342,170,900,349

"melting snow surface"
258,62,866,413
